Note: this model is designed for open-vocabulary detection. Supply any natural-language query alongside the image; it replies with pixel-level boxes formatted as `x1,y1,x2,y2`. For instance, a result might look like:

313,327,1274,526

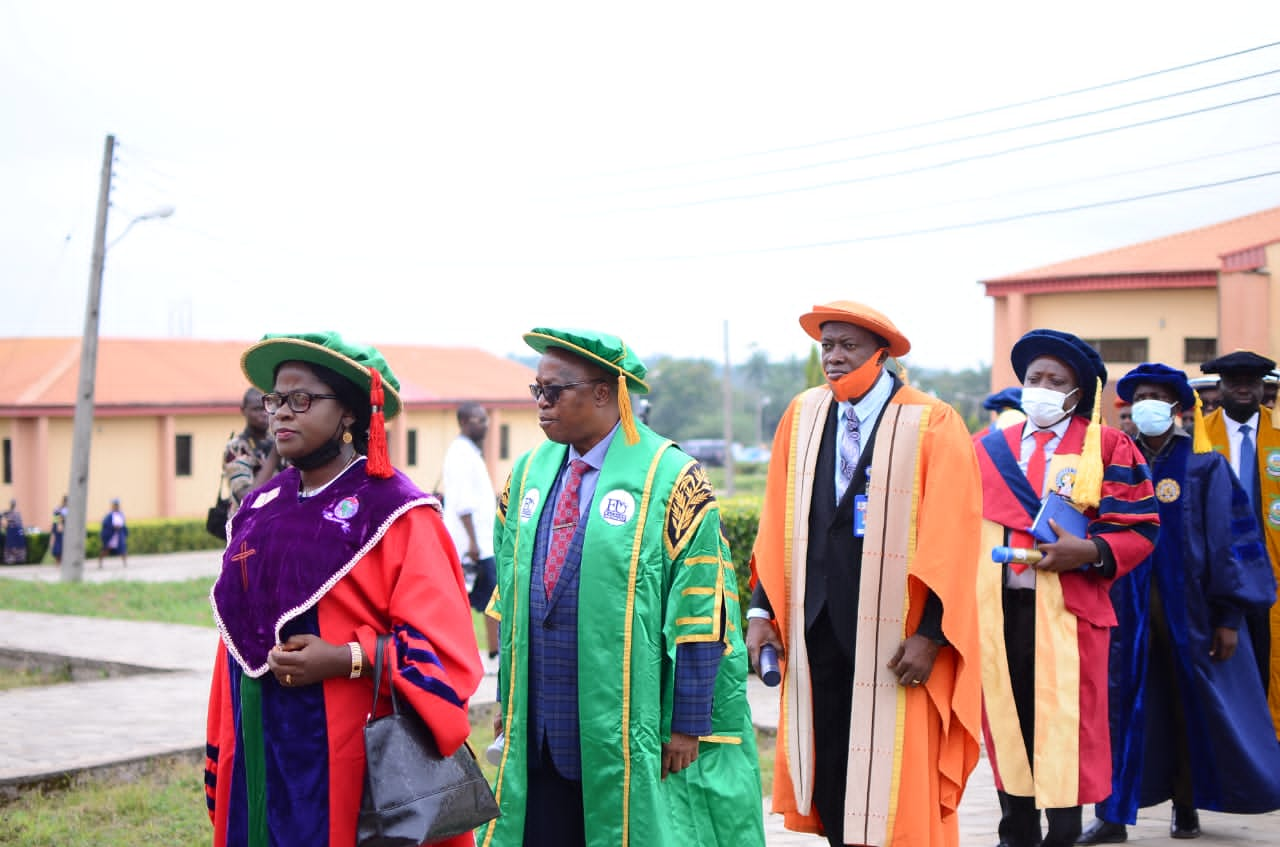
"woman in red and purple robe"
205,332,482,847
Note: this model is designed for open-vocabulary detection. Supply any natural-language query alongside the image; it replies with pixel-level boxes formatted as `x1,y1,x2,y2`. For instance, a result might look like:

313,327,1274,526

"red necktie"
1011,430,1055,575
544,459,589,597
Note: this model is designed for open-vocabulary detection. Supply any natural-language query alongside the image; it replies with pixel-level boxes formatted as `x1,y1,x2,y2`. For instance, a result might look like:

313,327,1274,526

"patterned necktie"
544,459,589,597
1239,424,1256,502
836,405,861,502
1012,430,1056,575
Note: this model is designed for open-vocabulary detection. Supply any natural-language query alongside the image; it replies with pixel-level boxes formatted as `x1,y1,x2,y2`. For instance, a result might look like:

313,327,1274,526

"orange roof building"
982,205,1280,397
0,337,539,529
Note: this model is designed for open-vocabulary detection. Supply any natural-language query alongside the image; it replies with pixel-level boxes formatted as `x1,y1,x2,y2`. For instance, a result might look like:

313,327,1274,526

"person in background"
485,327,763,847
1188,375,1221,415
1079,363,1280,844
2,500,26,564
50,495,68,564
98,499,127,569
205,331,481,847
1265,371,1279,410
1113,396,1138,440
975,329,1158,847
979,386,1026,436
1198,350,1280,739
749,300,983,847
442,401,500,666
223,386,281,520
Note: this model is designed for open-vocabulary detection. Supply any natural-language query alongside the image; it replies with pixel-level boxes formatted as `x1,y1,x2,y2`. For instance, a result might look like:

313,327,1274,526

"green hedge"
16,518,224,564
719,495,763,630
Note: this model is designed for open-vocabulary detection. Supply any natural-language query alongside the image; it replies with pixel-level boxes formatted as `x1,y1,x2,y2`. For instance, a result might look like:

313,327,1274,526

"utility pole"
62,134,115,582
721,320,735,496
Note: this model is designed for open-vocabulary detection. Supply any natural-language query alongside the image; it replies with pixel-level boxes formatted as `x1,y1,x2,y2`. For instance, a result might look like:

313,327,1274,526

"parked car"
680,438,727,467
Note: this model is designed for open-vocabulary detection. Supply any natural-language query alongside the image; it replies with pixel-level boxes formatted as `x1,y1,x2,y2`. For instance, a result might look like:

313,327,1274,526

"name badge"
853,466,870,538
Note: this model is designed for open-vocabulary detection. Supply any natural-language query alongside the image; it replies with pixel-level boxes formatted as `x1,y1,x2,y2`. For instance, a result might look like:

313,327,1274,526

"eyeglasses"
528,380,603,406
262,391,341,414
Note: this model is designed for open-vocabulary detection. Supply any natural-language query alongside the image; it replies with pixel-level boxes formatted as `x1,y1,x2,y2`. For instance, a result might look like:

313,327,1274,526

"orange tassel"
366,367,393,478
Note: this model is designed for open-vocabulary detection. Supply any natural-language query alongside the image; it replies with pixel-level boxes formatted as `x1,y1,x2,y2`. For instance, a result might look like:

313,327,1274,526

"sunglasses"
528,380,604,406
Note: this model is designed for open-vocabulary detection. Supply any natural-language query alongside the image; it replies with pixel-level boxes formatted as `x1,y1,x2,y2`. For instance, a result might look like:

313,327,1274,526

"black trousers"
807,610,855,847
523,738,586,847
998,588,1082,847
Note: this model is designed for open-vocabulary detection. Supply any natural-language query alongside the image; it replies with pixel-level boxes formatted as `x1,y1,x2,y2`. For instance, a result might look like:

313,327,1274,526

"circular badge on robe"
598,489,636,526
1154,478,1180,504
519,489,541,523
1053,467,1076,497
1267,450,1280,480
1269,497,1280,530
334,496,360,519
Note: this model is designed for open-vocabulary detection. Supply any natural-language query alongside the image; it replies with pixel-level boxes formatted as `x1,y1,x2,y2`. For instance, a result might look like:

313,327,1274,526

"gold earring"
342,430,353,444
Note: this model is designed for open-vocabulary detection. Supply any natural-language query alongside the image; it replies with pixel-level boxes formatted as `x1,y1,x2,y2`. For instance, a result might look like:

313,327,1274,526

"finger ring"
285,673,293,686
912,679,922,685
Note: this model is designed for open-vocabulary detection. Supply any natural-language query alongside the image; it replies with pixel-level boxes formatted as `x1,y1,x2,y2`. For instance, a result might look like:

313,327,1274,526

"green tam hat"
523,327,650,394
523,327,649,445
240,331,401,479
241,331,402,419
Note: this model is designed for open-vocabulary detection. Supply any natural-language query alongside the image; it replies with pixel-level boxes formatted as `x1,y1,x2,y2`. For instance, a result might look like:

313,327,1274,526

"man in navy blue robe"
1079,364,1280,844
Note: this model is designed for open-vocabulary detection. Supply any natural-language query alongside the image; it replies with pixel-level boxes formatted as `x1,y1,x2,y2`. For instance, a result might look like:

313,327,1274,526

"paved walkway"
2,552,1278,844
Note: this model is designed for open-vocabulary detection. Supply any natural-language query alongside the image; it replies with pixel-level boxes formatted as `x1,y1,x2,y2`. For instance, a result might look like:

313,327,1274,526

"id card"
853,494,868,537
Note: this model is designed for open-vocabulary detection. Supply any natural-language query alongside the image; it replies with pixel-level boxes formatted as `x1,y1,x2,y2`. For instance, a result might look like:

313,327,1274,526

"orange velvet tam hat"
798,300,911,357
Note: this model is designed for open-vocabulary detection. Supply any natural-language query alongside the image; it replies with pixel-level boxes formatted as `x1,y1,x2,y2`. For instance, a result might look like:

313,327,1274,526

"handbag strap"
366,634,402,723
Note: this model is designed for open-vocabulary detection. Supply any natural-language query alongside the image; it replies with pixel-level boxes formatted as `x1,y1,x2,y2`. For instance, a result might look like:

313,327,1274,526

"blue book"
1030,492,1089,544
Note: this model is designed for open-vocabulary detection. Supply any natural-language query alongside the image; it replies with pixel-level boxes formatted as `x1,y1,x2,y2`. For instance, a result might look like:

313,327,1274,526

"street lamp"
62,134,174,582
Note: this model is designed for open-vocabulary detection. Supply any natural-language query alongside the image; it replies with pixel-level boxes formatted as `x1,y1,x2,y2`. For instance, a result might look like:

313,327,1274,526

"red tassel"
366,367,393,479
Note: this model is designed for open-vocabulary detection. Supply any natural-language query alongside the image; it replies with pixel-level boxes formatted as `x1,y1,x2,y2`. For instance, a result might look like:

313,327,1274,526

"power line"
609,91,1280,212
823,138,1280,224
590,40,1280,177
634,170,1280,262
606,69,1280,197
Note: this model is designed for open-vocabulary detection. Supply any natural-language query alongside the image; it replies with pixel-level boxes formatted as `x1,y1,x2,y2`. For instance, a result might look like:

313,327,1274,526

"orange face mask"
828,348,888,402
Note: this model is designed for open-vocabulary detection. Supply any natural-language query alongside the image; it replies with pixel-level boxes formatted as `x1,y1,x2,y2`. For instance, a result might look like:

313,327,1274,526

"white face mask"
1131,398,1176,436
1022,385,1079,428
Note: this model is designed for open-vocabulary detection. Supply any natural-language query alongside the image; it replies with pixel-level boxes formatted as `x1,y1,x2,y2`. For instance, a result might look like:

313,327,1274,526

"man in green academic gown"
482,327,764,847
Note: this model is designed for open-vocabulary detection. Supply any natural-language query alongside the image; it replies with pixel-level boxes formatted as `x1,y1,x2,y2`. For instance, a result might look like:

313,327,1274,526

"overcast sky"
3,2,1278,372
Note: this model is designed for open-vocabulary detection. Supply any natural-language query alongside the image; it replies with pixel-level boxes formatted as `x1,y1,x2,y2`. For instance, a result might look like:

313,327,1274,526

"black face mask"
290,421,347,471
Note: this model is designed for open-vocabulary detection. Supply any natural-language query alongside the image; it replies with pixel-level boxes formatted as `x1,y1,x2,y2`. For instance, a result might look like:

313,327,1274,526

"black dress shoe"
1076,818,1127,844
1171,805,1200,839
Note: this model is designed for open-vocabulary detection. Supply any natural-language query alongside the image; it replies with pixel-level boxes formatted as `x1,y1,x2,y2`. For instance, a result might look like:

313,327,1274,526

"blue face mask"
1130,398,1176,436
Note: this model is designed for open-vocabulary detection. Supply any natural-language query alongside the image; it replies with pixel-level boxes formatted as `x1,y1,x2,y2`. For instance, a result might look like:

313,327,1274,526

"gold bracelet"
348,641,363,679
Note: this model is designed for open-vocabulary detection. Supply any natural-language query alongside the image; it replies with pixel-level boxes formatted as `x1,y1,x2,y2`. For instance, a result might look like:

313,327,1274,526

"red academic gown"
206,501,482,847
976,418,1158,806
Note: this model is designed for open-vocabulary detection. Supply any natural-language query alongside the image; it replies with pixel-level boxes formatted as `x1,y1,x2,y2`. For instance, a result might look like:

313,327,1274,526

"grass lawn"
0,663,71,692
0,577,216,628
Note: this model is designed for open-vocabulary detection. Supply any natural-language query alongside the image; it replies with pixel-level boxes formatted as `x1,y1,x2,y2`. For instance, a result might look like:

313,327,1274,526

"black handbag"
357,635,499,846
205,474,231,541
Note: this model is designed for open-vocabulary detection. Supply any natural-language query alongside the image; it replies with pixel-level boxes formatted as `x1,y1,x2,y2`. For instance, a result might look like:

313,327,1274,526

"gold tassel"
1192,391,1212,454
896,358,910,387
617,374,640,446
1073,377,1104,510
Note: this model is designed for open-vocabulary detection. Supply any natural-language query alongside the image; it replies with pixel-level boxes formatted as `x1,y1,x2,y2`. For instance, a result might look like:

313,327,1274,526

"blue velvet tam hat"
1116,363,1196,408
982,387,1022,412
1010,329,1107,419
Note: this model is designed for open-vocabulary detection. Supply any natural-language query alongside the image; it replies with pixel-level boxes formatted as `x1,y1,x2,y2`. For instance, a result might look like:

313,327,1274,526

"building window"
175,434,193,477
1083,338,1149,362
2,439,9,484
406,429,418,467
500,424,510,460
1184,337,1217,364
